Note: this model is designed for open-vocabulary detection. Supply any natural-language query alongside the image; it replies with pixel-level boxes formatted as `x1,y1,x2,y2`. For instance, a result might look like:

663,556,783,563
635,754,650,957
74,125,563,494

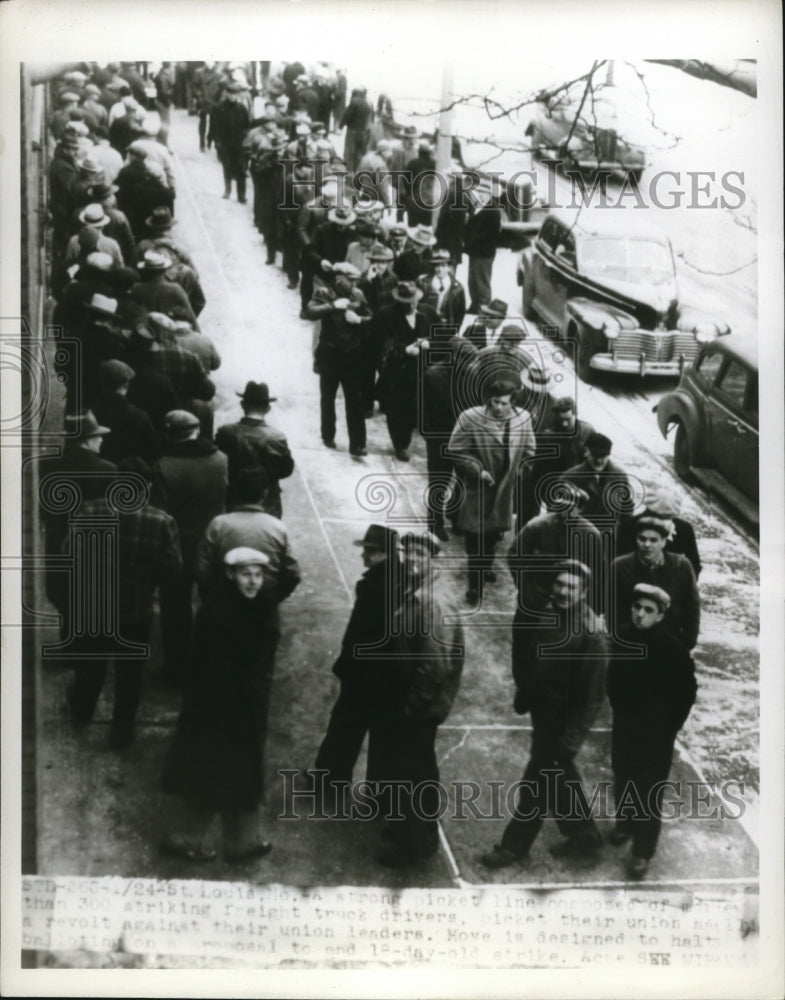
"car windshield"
580,238,674,285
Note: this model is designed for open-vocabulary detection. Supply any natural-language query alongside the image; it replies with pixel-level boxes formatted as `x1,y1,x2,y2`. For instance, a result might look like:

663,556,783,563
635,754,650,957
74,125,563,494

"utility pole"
433,61,455,229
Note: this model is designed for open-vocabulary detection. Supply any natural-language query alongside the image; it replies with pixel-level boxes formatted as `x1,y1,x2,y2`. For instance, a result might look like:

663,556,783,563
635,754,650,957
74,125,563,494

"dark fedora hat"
64,409,111,440
391,280,423,304
479,298,509,320
144,206,175,232
237,381,277,406
353,523,399,551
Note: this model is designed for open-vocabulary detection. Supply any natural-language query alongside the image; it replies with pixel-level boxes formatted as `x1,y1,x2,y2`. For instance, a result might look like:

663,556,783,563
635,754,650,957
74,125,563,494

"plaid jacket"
76,499,183,625
150,344,215,407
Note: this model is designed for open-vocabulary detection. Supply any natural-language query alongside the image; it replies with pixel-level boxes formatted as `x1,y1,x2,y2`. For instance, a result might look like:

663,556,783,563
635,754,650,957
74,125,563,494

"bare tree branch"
645,59,757,98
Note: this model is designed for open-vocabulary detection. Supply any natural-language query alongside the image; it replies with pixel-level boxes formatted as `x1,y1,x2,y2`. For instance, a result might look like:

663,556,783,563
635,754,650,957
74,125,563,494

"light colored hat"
328,206,356,226
64,410,111,440
78,156,103,175
84,252,114,272
84,292,119,315
295,122,311,136
408,224,437,247
519,366,552,392
79,203,110,227
138,249,172,272
164,409,201,440
64,120,90,137
224,546,270,568
332,262,362,279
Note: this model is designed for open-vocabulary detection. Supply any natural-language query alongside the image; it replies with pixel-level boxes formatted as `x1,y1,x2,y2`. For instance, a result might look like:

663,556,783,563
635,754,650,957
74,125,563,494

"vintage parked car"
655,334,758,523
516,208,730,381
525,90,646,182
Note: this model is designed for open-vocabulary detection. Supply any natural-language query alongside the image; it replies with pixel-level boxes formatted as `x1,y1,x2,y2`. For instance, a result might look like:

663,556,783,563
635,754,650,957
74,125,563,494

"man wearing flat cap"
215,381,295,519
393,224,437,282
558,431,635,533
611,515,701,650
154,410,228,685
162,545,281,863
608,583,697,880
481,560,608,869
92,359,160,465
314,524,406,802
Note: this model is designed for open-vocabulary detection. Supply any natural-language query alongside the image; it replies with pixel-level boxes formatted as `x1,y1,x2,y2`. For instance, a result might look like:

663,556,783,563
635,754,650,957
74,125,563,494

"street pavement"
36,111,758,891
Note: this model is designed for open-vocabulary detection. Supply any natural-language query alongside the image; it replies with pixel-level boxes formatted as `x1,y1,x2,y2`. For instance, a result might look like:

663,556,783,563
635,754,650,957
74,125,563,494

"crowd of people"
39,61,702,878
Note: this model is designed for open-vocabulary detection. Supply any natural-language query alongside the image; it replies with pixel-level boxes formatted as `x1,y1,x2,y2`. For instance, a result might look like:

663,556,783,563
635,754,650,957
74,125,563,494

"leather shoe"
480,845,527,869
225,841,273,864
350,447,367,457
394,449,410,461
323,439,337,449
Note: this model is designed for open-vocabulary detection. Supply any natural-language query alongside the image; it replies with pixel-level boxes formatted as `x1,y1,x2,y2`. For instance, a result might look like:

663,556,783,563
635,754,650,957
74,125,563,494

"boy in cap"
161,547,278,862
608,583,697,879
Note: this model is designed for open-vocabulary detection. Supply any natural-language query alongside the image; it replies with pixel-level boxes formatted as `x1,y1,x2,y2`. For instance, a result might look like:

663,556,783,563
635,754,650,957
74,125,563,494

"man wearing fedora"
210,80,252,202
115,147,174,238
306,205,358,280
305,266,372,455
297,174,340,316
513,364,557,433
359,243,397,313
313,524,406,801
155,410,228,686
68,178,136,267
393,224,437,282
375,280,439,461
215,381,295,519
92,359,160,465
131,249,198,328
38,410,118,613
65,203,125,269
345,217,381,277
417,249,467,338
448,376,537,603
136,206,194,268
607,583,697,880
245,111,286,262
464,187,503,313
462,298,509,351
127,136,176,196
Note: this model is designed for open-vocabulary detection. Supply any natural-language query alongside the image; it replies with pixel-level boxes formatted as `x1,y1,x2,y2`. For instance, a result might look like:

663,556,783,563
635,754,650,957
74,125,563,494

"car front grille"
612,331,698,362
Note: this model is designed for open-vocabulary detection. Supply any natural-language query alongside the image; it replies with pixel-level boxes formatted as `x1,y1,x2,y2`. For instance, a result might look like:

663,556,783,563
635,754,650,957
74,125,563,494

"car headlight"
694,323,720,343
601,321,620,340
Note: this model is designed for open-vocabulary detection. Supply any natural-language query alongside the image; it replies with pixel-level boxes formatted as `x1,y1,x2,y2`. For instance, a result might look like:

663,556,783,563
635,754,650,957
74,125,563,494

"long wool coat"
448,404,536,533
161,580,280,813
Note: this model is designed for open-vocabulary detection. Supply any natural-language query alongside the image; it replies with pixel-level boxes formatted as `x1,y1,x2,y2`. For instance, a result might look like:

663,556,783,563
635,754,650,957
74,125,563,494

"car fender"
676,304,732,338
565,297,639,336
655,388,703,440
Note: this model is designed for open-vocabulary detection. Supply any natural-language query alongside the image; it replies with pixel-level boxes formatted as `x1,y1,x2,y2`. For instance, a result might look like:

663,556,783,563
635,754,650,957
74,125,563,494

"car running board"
691,466,759,525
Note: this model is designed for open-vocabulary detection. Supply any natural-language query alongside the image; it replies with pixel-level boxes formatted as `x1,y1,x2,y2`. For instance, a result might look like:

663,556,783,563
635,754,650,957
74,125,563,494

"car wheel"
673,423,695,481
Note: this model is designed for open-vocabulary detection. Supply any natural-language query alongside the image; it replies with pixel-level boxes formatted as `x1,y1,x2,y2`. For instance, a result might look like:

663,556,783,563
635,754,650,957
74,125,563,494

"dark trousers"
159,570,195,684
467,255,494,312
68,619,151,729
501,723,600,856
612,725,675,860
281,223,301,285
425,437,453,528
314,683,398,787
385,401,417,453
251,172,279,259
391,718,441,857
198,110,211,149
464,528,503,595
300,259,315,311
220,149,246,200
319,354,366,451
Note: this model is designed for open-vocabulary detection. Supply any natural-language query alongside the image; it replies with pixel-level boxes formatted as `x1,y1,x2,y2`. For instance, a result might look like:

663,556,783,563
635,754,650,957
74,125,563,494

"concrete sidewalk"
36,110,758,893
